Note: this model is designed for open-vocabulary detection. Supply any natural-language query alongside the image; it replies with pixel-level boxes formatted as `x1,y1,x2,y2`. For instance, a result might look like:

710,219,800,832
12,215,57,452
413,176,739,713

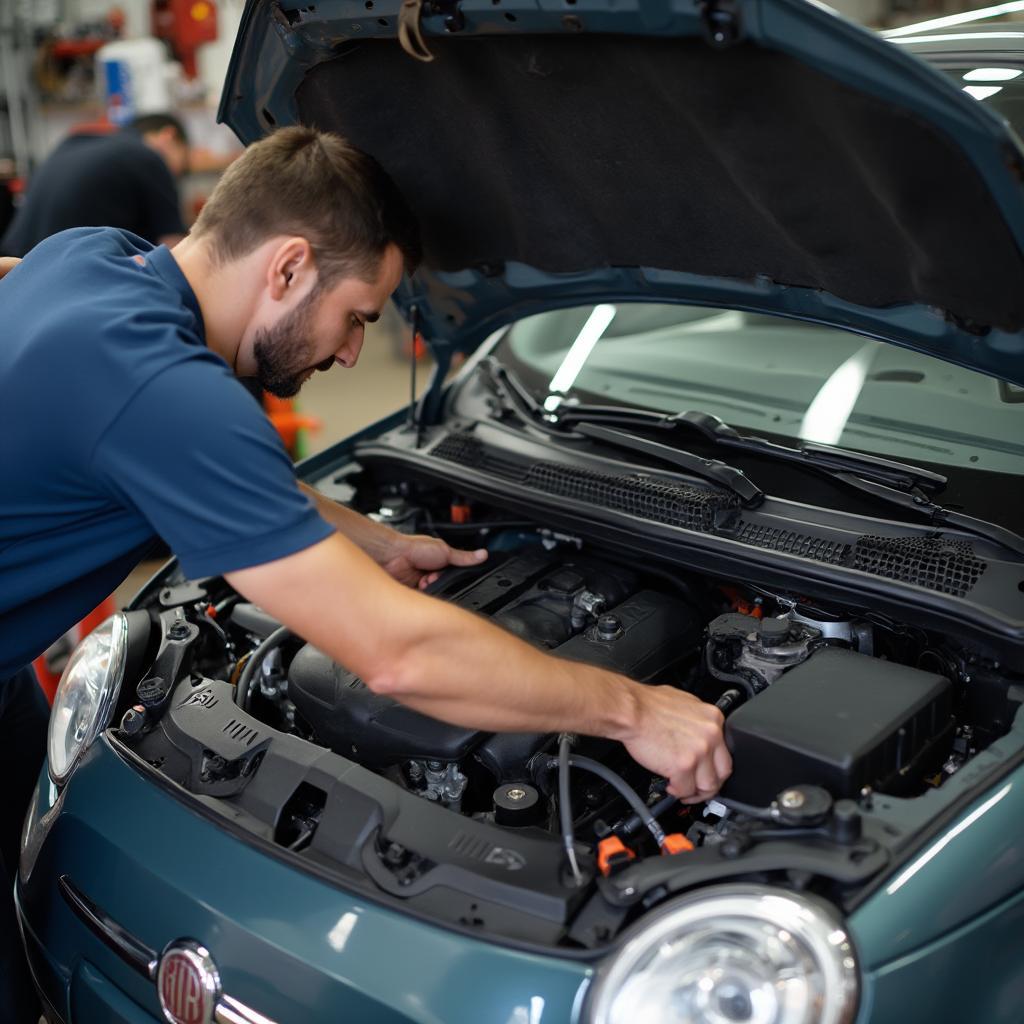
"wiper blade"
574,422,764,508
833,472,1024,559
476,360,762,507
477,358,574,438
476,360,1024,557
558,406,947,495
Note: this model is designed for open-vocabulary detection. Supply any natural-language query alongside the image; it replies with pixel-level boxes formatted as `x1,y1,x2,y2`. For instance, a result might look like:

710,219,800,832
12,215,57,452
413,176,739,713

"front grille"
851,536,986,598
736,521,850,565
429,433,987,597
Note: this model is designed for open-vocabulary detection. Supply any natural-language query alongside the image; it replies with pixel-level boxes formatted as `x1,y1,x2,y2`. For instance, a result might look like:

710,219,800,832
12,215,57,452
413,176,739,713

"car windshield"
497,303,1024,481
933,60,1024,129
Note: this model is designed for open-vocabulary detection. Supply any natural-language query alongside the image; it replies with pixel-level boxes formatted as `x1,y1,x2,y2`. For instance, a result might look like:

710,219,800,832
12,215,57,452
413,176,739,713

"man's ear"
267,237,316,301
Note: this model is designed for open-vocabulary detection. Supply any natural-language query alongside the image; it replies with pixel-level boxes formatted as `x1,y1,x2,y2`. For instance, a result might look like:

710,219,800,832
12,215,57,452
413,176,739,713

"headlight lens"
47,613,128,783
589,885,858,1024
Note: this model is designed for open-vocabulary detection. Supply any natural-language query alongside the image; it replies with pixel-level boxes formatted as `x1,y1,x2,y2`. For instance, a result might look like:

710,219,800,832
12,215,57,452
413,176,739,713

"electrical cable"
714,796,776,821
558,734,583,886
548,752,666,849
235,626,294,710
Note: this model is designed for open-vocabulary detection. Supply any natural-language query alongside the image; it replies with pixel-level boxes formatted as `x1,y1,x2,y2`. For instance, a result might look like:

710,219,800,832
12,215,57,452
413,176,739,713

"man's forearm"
298,480,398,564
229,533,643,739
227,533,730,798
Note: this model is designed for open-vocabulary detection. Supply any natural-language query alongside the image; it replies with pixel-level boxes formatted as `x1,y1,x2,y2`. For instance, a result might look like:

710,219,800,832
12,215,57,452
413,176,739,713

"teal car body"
17,3,1024,1023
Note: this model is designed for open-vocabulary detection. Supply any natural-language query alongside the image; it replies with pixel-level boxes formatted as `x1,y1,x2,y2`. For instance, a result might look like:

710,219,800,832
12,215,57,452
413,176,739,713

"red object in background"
152,0,218,79
263,394,321,458
33,595,117,705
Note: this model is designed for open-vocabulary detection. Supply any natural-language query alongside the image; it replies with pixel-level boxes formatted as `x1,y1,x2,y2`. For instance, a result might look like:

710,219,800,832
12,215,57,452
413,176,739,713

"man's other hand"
382,533,488,589
0,257,21,279
620,686,733,803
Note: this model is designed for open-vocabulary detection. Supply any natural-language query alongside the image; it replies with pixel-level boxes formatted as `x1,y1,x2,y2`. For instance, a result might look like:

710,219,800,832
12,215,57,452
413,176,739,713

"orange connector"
597,836,636,877
661,833,695,856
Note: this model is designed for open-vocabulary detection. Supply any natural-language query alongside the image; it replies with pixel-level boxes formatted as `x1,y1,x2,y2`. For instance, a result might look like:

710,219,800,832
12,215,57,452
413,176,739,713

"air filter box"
722,647,952,804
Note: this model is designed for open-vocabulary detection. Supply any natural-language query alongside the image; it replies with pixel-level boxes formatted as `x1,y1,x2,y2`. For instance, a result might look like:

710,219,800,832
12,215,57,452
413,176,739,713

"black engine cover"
287,551,700,769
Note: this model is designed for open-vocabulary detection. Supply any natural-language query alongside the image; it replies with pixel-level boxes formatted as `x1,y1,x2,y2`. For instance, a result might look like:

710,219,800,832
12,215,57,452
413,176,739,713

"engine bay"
113,474,1024,947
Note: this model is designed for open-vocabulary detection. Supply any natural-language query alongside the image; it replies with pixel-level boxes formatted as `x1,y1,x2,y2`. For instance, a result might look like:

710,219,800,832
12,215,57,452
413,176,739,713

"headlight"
588,884,858,1024
48,613,128,784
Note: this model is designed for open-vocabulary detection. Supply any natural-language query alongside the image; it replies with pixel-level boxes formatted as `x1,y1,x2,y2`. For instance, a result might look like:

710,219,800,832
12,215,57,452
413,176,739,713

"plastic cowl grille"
431,433,735,532
851,535,986,597
736,521,851,565
431,435,987,596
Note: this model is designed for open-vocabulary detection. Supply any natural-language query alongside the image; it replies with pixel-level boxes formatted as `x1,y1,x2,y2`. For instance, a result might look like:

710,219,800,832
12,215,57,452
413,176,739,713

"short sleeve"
135,150,186,241
90,357,334,577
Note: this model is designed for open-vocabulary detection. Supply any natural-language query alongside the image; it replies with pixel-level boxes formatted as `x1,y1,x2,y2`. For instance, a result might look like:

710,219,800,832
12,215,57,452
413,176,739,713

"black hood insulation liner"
297,35,1024,331
429,432,987,598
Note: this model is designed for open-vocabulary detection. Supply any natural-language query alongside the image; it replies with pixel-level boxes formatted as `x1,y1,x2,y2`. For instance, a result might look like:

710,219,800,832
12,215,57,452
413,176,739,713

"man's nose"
336,336,364,369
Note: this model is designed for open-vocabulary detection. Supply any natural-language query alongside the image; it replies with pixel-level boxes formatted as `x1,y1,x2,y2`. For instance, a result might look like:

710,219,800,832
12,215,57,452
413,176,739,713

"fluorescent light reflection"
963,66,1023,80
503,997,546,1024
890,31,1024,43
326,911,358,952
546,304,616,397
964,84,1004,100
799,342,879,445
886,784,1012,895
884,1,1024,38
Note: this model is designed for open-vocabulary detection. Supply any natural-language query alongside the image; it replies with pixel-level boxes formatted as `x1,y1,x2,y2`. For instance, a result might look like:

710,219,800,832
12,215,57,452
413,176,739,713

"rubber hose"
558,735,582,885
235,625,293,710
560,754,666,847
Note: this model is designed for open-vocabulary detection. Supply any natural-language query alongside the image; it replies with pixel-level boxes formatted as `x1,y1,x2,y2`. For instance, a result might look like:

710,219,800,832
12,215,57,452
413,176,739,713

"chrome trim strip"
58,875,280,1024
59,875,158,979
216,996,280,1024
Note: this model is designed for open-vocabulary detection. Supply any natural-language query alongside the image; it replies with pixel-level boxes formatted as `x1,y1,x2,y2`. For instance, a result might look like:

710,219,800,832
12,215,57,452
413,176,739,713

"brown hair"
191,126,421,283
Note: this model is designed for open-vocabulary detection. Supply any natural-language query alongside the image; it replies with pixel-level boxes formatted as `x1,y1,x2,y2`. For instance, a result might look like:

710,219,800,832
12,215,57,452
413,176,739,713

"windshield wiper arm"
476,360,1024,556
476,361,761,506
831,472,1024,558
575,422,764,508
556,405,947,495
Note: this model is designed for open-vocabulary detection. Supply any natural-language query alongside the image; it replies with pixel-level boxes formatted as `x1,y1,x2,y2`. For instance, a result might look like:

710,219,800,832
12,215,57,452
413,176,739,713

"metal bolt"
779,788,805,810
168,621,190,640
506,788,527,802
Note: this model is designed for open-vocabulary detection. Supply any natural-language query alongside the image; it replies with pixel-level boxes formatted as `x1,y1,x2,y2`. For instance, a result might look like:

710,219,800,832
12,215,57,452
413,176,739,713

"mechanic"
0,112,189,257
0,127,730,1023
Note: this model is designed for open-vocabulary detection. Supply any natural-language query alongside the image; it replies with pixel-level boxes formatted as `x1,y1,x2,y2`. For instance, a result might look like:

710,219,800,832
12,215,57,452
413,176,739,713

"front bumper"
21,733,1024,1024
17,735,592,1024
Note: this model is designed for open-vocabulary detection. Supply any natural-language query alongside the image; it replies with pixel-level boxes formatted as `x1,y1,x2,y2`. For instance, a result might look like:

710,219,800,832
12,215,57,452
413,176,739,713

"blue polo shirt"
0,227,334,677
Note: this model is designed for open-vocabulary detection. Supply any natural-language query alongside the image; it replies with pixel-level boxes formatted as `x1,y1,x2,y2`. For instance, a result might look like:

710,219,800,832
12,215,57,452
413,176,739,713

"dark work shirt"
0,227,334,676
0,132,186,257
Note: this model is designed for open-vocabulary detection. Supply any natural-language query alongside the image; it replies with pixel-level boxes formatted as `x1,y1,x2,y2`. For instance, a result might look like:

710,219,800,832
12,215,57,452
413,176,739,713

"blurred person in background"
0,112,189,257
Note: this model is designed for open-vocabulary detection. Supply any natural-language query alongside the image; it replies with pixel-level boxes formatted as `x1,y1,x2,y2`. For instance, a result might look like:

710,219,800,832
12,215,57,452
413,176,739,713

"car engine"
110,476,1024,950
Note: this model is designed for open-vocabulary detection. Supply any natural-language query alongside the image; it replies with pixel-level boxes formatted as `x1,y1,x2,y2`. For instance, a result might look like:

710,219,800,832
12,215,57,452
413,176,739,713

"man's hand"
296,481,487,588
0,256,21,280
382,533,487,589
618,686,732,803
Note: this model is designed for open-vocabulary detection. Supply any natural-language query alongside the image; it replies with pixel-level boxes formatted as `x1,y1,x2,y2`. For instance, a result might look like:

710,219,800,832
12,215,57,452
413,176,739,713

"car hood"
220,0,1024,385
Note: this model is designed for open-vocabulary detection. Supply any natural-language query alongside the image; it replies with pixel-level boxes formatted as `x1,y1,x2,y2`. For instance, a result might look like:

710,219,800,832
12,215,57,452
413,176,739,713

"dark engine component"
722,647,953,804
493,782,544,827
706,612,822,693
287,552,701,769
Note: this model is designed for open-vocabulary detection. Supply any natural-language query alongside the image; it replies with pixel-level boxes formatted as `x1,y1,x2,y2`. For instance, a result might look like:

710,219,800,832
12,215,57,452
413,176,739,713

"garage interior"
0,0,1011,615
2,2,1024,1024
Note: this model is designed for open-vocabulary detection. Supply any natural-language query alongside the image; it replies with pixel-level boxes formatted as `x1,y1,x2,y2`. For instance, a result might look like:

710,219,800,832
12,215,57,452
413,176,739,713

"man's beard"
252,288,334,398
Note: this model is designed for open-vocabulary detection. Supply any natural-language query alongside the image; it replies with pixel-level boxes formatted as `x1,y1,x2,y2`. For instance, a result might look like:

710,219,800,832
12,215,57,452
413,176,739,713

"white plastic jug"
97,37,171,126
